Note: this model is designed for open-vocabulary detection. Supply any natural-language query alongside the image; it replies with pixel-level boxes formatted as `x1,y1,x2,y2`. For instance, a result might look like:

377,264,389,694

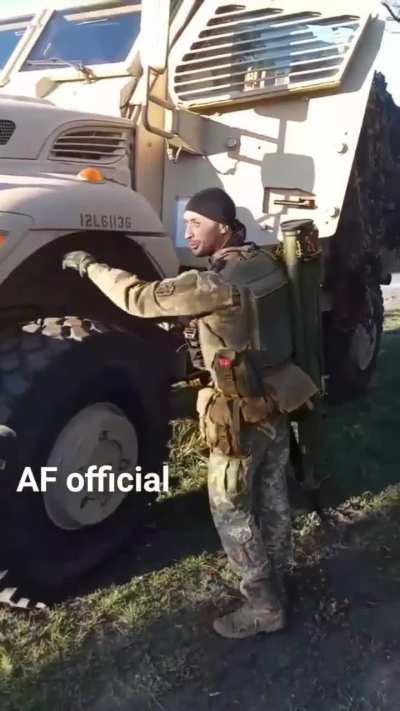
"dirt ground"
87,309,400,711
87,491,400,711
158,512,400,711
2,309,400,711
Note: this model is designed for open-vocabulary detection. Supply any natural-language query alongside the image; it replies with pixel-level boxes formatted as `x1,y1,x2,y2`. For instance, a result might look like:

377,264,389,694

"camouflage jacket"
86,248,317,410
86,256,242,373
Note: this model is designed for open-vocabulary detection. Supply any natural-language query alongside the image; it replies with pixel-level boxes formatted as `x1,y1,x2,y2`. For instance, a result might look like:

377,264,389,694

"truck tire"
0,316,171,600
325,283,384,401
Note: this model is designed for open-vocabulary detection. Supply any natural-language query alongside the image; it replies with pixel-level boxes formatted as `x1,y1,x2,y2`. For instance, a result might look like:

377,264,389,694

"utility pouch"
262,362,318,414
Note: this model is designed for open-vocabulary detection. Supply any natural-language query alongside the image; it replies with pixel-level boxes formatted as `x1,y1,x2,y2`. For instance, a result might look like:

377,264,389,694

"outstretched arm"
62,251,239,318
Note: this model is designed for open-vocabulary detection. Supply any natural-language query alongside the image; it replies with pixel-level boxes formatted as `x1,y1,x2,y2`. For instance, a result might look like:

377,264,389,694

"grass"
0,554,233,710
164,420,208,497
1,310,400,710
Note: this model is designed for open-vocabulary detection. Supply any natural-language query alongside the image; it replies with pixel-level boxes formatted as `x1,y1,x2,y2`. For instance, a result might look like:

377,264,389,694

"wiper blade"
26,57,97,79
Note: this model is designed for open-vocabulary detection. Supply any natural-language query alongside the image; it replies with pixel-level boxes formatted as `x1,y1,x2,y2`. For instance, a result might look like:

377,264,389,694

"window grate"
0,120,16,145
171,2,363,106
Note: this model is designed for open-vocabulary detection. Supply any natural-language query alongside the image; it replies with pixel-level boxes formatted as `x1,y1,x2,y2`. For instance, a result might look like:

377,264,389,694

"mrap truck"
0,0,398,601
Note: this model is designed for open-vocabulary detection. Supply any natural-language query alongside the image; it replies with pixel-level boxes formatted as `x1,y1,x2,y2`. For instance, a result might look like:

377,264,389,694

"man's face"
183,210,228,257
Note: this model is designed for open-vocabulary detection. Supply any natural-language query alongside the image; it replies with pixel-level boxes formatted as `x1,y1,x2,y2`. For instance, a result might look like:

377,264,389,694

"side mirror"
139,0,171,72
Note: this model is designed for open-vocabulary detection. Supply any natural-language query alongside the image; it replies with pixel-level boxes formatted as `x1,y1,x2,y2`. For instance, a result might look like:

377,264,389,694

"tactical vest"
196,244,318,455
197,243,293,376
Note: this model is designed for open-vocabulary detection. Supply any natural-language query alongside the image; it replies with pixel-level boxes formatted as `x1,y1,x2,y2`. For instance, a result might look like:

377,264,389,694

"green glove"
62,250,96,277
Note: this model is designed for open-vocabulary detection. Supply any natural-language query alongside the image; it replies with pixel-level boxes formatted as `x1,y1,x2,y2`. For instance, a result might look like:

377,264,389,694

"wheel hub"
43,403,138,530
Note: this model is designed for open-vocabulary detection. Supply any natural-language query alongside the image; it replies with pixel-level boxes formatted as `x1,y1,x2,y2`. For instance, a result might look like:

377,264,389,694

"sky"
0,0,399,104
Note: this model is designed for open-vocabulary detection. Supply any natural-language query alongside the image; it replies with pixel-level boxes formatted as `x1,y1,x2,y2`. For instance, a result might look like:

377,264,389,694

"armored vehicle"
0,0,398,599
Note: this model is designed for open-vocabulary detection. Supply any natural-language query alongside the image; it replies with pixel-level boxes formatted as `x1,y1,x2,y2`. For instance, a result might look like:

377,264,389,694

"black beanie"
186,188,236,227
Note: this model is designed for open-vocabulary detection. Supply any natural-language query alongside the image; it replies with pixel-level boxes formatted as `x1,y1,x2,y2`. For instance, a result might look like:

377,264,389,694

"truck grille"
0,120,16,145
49,126,129,163
171,2,365,106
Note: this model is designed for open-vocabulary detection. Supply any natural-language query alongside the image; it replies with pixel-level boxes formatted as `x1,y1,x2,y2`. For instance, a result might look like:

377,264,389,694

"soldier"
62,188,316,639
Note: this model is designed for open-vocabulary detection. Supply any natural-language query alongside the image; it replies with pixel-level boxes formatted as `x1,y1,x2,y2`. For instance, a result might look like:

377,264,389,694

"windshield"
0,16,32,70
22,2,140,70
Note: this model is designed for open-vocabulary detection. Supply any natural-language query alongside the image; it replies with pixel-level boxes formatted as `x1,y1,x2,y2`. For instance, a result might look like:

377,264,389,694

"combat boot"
213,601,286,639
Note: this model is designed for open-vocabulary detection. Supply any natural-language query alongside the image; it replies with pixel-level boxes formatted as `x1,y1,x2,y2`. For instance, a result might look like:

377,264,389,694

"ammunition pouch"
197,388,240,456
196,387,278,458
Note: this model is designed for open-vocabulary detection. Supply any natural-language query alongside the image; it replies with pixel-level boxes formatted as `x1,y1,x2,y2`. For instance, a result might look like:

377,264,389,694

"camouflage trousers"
207,416,293,609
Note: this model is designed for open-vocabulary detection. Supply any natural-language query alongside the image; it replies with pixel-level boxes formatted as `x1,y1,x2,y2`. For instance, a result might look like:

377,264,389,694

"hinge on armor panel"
166,141,183,163
263,187,316,214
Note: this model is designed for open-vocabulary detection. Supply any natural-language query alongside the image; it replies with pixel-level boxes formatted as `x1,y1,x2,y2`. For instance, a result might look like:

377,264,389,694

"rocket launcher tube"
281,219,325,491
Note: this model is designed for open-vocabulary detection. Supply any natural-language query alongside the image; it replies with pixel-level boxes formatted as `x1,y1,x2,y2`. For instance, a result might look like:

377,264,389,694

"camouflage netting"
327,72,400,289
